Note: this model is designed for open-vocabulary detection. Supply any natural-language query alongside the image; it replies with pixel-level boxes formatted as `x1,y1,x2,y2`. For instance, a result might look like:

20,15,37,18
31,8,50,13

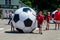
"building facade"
0,0,20,18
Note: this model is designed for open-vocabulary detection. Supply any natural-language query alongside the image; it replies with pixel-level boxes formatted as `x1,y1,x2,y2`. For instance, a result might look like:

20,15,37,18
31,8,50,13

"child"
11,21,14,31
45,12,51,30
10,11,14,31
37,11,44,34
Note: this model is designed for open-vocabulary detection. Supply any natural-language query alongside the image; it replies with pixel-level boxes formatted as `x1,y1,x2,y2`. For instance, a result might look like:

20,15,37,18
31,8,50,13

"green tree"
20,0,32,7
30,0,60,10
20,0,60,10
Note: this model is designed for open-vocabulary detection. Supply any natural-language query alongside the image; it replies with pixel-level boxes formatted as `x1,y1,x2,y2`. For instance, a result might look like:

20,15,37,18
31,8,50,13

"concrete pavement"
0,19,60,40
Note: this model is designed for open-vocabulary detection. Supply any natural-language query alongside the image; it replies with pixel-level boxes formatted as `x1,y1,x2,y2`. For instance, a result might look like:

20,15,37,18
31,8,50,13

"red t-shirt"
46,15,51,21
37,14,44,25
54,11,60,20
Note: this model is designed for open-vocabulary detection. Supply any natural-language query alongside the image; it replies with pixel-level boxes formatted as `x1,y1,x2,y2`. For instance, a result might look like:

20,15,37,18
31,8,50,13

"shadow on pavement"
43,29,56,31
5,31,22,34
5,31,40,34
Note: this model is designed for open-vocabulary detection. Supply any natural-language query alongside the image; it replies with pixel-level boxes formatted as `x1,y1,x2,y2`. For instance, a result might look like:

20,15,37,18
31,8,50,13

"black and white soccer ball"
50,10,58,24
12,7,36,33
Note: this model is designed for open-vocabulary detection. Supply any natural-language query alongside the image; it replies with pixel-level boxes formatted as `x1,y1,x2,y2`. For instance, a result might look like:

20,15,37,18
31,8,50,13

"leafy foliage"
20,0,60,10
20,0,32,7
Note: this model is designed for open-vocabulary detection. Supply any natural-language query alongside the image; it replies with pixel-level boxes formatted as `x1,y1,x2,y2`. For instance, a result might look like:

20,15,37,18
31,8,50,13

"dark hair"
12,11,13,13
44,11,51,20
46,11,51,15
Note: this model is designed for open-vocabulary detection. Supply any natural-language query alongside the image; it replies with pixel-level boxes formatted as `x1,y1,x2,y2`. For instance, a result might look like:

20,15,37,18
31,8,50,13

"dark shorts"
38,24,42,28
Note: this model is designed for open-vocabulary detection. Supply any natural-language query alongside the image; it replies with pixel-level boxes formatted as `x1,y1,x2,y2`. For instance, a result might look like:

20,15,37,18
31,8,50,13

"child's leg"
47,23,49,29
13,26,14,31
11,26,13,31
55,23,57,30
39,25,42,34
11,22,14,31
46,20,49,30
58,24,60,30
39,28,42,33
46,23,49,30
11,26,14,31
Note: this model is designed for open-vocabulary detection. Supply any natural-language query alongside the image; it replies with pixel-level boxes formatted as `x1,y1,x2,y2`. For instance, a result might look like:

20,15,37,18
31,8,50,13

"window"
5,0,11,5
5,0,7,5
9,0,11,5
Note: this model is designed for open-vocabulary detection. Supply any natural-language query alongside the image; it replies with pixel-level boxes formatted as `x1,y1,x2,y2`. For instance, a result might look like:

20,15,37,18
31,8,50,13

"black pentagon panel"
23,8,31,12
13,14,19,23
16,28,24,33
24,18,33,27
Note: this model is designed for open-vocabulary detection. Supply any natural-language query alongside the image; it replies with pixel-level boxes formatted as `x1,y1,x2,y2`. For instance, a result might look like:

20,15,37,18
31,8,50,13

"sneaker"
39,32,43,35
46,28,48,30
46,28,49,30
40,32,42,35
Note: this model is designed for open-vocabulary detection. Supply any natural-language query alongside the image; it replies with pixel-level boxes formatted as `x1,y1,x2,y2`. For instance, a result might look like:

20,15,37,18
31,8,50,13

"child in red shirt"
46,12,51,30
37,11,44,34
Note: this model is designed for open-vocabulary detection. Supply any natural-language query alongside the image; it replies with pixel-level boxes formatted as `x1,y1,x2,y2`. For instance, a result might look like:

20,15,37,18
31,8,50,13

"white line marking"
0,28,4,30
0,29,10,33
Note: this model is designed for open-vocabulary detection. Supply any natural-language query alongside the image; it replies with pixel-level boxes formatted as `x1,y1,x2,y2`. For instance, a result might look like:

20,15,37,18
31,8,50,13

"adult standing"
54,7,60,30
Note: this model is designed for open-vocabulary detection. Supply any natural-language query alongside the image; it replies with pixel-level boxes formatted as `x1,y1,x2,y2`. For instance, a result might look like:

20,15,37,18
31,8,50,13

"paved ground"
0,19,60,40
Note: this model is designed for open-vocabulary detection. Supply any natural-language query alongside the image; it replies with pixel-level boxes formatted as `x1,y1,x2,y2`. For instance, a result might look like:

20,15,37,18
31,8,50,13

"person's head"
39,11,42,15
47,12,50,15
57,6,60,11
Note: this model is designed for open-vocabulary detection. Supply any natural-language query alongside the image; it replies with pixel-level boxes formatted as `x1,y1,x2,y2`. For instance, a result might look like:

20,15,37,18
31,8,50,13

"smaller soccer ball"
12,7,36,33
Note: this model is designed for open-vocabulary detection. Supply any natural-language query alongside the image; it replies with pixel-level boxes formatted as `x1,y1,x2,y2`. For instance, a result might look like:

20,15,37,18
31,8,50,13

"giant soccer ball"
52,10,60,23
52,10,58,18
12,7,36,33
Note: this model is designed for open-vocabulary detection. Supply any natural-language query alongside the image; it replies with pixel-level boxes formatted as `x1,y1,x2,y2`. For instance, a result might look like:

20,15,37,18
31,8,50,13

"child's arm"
43,16,45,25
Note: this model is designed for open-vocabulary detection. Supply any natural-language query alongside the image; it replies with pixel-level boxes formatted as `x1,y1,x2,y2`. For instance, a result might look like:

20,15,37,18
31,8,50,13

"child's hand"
43,20,47,25
43,21,45,25
44,20,45,24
